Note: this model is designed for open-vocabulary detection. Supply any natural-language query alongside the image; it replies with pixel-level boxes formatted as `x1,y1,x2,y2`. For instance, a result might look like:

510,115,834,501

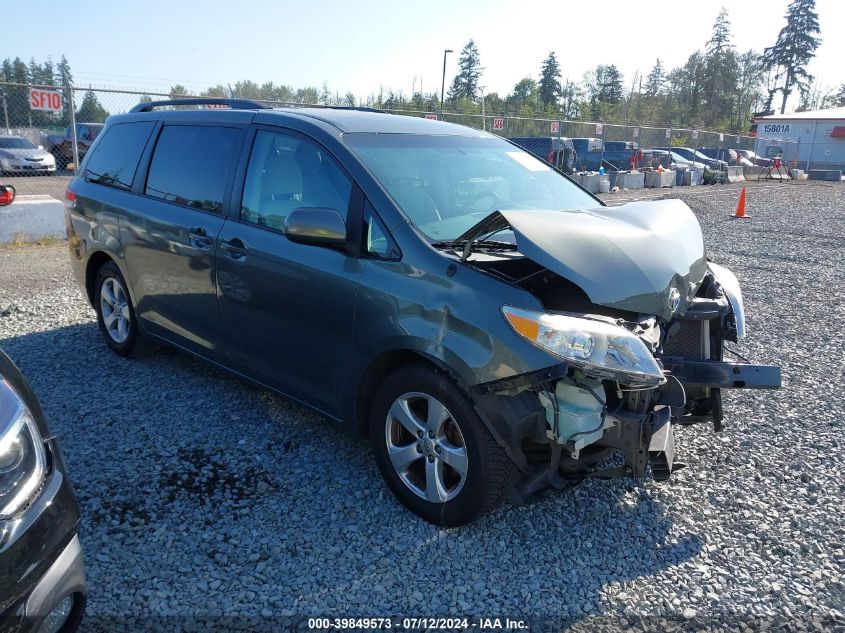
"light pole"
440,49,453,113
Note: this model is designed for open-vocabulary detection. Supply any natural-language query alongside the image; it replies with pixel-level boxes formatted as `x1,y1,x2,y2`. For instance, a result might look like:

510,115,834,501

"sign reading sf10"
29,88,63,113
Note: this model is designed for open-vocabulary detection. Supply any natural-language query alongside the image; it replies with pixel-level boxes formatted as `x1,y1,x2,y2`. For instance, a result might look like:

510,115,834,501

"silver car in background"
0,136,57,175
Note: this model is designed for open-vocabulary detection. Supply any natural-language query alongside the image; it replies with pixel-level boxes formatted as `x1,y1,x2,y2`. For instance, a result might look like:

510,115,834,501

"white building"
753,106,845,171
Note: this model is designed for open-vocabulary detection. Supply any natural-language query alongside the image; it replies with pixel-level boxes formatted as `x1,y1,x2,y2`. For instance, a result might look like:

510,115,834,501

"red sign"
29,87,62,113
492,117,504,131
595,123,604,136
550,121,560,134
424,114,438,120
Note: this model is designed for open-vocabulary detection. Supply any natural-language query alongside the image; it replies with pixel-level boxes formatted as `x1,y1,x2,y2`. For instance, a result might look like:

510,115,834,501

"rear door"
121,121,246,360
215,126,364,416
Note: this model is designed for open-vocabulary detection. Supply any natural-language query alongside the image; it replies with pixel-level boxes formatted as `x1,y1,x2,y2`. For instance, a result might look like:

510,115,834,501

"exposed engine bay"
455,200,781,502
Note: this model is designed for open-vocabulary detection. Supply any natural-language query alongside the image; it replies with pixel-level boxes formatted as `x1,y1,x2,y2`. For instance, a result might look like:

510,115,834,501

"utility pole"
479,85,486,131
1,88,9,133
440,49,453,113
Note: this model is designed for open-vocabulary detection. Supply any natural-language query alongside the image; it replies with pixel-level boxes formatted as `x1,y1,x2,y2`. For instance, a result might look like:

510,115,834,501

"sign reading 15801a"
29,87,63,113
761,123,791,134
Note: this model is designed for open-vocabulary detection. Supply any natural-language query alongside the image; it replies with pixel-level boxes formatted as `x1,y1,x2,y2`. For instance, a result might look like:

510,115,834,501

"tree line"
0,55,107,127
1,0,841,134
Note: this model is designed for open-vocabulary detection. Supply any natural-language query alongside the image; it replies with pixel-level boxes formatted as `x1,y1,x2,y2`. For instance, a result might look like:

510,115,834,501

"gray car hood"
461,199,708,320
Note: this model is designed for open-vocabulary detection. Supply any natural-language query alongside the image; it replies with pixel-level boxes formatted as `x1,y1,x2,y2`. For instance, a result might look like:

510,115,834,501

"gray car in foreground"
0,348,87,632
65,99,780,526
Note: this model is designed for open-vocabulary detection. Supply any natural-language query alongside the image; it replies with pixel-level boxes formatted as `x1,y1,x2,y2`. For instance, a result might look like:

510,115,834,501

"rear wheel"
93,262,140,356
370,363,516,526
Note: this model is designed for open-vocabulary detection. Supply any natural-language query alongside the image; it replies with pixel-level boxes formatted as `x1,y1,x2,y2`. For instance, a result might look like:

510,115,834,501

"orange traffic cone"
731,187,749,218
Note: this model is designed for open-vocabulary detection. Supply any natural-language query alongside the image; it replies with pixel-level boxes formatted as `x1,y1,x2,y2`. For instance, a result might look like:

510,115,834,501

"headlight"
0,377,47,519
708,262,746,338
502,306,664,386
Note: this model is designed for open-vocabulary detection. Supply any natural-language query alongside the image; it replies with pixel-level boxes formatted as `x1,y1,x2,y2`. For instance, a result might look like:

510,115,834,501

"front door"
121,123,244,359
216,128,363,416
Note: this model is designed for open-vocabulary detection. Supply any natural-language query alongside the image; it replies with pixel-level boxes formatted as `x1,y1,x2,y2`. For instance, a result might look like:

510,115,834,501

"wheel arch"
354,349,468,437
84,251,115,306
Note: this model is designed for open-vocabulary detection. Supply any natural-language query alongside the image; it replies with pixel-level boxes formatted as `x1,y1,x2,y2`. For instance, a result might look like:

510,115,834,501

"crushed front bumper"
660,357,781,389
473,355,781,501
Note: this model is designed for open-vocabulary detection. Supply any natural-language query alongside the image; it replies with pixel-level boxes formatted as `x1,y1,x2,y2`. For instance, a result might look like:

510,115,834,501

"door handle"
221,238,248,260
189,227,214,249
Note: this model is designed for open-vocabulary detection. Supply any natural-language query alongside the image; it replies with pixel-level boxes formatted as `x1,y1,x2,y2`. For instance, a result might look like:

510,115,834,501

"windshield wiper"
432,238,517,261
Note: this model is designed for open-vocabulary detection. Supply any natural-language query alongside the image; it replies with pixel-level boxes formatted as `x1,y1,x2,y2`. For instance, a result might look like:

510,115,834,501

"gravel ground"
0,181,843,631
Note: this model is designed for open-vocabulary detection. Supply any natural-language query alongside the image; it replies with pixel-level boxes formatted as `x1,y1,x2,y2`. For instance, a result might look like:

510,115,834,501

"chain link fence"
1,80,760,197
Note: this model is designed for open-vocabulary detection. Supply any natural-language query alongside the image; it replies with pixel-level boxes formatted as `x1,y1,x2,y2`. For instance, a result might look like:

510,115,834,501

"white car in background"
0,135,57,175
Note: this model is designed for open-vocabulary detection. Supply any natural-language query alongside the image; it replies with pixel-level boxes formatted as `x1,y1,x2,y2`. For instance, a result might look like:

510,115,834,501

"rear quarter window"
145,125,241,214
83,121,155,190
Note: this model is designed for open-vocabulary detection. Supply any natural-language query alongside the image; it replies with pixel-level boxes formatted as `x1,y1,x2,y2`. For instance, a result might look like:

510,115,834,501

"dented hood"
464,199,708,320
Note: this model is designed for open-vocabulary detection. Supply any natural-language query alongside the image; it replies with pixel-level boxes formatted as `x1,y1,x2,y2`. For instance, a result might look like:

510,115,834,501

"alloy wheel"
385,392,468,503
100,277,131,344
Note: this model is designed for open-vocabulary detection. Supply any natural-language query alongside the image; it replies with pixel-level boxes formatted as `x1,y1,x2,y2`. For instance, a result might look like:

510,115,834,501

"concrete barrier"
726,166,745,183
579,173,610,194
743,166,789,181
808,169,842,182
614,171,645,190
676,169,703,186
644,170,675,188
0,196,65,244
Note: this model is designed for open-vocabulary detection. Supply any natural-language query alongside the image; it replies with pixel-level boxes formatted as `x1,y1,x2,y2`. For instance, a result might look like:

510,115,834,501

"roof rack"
130,98,271,113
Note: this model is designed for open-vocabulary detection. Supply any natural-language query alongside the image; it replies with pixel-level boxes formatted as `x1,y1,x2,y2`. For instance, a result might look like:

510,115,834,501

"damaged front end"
462,201,781,502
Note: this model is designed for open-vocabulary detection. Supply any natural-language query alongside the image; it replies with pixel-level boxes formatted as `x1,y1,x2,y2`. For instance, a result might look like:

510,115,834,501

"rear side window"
84,121,155,190
145,125,241,213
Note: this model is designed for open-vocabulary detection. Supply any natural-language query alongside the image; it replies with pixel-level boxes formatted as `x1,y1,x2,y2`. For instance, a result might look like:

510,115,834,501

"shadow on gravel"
0,322,703,627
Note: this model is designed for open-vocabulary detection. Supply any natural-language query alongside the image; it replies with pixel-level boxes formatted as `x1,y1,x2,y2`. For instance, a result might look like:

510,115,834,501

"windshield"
0,137,36,150
345,133,599,241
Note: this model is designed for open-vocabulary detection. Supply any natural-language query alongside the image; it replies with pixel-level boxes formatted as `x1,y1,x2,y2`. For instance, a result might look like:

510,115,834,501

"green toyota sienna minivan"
65,99,780,526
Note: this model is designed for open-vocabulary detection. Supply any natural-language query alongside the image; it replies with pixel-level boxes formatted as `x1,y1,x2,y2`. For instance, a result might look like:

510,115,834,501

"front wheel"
370,363,516,526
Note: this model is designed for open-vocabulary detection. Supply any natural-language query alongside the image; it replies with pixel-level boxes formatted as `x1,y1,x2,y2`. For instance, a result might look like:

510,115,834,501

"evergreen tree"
76,91,108,123
645,59,665,97
703,8,736,126
446,39,483,104
57,55,74,125
587,65,623,104
762,0,822,113
538,52,562,108
707,8,732,56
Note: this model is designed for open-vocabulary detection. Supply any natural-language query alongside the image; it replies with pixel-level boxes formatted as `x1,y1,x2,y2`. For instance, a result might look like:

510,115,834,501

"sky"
5,0,845,111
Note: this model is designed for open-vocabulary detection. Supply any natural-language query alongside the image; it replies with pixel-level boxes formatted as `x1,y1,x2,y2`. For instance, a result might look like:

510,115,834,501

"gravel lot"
0,181,843,631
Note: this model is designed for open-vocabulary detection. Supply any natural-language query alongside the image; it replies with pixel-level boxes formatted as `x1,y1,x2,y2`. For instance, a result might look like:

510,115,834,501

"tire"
93,261,141,356
369,363,516,526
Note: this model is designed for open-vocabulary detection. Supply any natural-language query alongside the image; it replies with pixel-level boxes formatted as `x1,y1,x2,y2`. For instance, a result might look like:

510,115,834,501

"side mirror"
0,184,15,207
284,207,347,246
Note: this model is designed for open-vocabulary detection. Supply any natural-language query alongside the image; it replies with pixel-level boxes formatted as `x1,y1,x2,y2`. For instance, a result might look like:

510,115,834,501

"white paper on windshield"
505,151,551,172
